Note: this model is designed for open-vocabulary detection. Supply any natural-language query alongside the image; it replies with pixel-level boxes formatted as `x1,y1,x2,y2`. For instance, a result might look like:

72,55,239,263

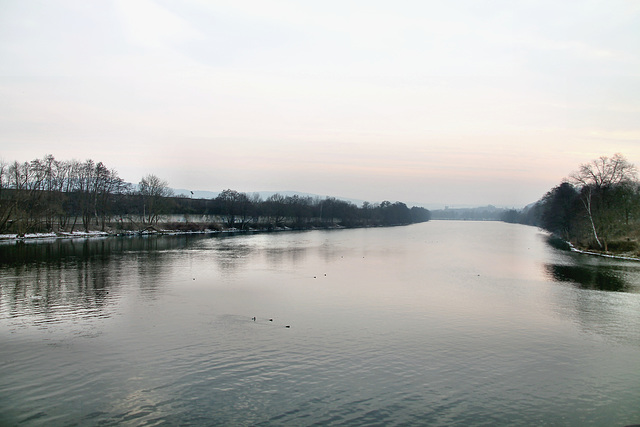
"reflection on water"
545,254,640,293
546,263,628,291
2,255,117,324
543,251,640,348
1,223,640,426
0,235,197,266
0,236,207,323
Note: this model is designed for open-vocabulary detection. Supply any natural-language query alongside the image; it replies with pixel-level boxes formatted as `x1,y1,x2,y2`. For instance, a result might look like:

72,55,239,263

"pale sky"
1,1,639,207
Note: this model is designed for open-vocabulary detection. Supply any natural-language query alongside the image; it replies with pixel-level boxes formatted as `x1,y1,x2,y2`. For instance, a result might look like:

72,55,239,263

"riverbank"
567,242,640,261
544,235,640,261
0,223,357,243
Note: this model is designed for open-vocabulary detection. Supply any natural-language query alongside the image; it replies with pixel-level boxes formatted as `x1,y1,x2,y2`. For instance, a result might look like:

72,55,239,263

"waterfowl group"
251,316,290,328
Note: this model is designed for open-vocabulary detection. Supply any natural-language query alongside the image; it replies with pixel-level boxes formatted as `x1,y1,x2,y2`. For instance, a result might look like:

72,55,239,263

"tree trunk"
582,188,603,249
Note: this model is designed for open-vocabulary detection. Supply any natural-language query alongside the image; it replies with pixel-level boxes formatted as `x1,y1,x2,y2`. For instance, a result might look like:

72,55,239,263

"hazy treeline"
430,205,508,221
504,154,640,253
0,155,430,234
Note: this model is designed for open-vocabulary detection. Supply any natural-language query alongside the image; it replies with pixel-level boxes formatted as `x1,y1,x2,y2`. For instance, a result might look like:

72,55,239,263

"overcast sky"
1,1,639,207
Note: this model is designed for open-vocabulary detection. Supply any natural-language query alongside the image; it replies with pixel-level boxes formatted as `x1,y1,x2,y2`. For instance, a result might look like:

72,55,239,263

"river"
1,221,639,426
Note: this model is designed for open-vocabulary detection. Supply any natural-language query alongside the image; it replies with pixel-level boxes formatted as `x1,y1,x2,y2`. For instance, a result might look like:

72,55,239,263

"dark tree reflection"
545,263,628,292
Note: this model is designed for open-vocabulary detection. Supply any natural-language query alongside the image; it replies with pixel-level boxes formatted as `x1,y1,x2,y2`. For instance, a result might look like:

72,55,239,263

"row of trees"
0,155,129,234
195,190,430,230
507,154,640,252
0,155,430,234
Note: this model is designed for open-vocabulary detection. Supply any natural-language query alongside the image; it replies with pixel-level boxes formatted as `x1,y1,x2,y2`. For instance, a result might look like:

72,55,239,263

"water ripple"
2,224,640,426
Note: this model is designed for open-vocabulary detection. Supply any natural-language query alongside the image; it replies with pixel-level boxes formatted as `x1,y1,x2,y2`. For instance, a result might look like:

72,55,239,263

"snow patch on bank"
568,242,640,261
0,231,110,241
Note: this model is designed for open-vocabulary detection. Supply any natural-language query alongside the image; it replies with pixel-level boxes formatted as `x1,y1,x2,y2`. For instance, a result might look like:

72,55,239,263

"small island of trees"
0,154,431,237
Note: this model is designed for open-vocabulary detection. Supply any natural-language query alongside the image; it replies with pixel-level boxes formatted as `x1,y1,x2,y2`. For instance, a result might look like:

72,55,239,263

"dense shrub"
606,240,638,253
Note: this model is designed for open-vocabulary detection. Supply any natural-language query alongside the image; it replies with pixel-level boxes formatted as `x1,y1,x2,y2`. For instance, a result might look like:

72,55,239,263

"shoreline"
543,233,640,262
567,242,640,262
0,223,366,243
5,225,640,262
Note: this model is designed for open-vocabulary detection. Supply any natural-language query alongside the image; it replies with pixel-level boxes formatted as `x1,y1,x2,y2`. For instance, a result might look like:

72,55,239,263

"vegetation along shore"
3,153,639,261
0,154,431,240
504,153,640,260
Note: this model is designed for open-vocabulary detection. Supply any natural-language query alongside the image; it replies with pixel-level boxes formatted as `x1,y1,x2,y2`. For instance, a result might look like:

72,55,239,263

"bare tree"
571,153,637,189
0,160,13,232
139,174,173,224
265,193,287,227
92,163,125,230
76,159,97,232
214,189,255,229
6,159,48,233
570,153,638,250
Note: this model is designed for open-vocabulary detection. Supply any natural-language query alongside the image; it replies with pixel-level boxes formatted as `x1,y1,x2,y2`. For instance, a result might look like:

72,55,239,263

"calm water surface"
1,221,639,426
